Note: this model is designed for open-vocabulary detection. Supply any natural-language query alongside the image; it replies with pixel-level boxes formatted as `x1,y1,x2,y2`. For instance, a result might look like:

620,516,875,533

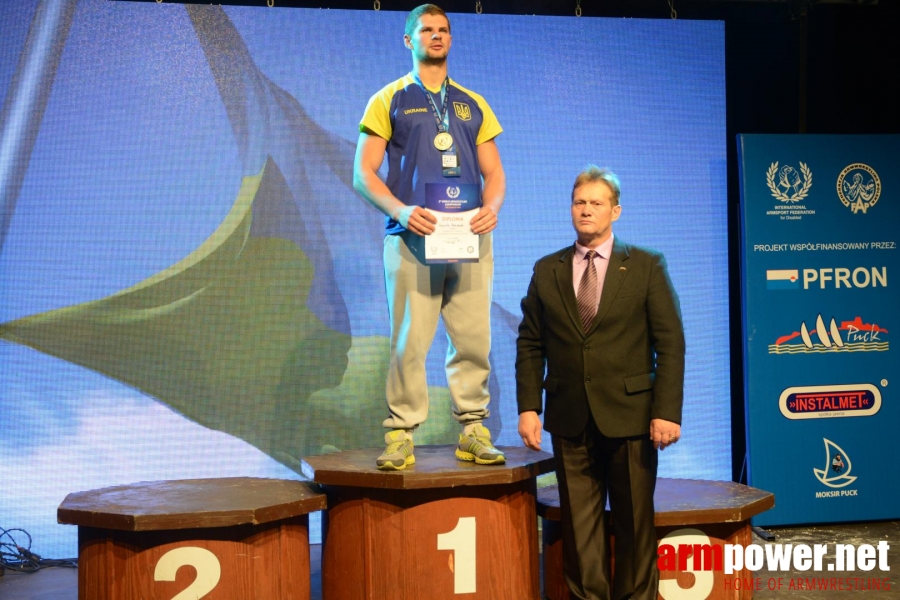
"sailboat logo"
801,315,843,348
769,314,888,354
813,438,857,488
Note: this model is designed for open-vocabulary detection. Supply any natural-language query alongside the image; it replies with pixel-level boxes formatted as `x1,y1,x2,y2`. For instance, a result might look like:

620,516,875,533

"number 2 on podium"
154,547,221,600
437,516,477,594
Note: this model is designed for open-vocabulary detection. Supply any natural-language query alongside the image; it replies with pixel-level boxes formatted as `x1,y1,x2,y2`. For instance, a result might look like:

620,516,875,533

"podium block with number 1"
303,445,554,600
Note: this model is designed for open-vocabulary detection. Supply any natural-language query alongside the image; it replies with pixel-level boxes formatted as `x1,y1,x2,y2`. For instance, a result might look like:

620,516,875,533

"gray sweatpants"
382,230,493,430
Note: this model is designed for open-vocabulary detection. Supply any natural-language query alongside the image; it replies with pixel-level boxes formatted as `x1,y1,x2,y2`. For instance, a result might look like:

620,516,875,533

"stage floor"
2,521,898,599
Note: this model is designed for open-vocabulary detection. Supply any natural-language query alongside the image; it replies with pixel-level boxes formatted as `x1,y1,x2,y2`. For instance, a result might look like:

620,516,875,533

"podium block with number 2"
57,478,326,600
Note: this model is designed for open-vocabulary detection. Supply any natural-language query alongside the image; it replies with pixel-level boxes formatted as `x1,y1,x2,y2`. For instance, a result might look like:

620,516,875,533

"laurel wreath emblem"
767,162,813,203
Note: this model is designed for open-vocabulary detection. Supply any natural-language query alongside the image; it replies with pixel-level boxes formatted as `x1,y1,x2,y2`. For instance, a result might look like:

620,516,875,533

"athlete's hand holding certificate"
424,183,480,264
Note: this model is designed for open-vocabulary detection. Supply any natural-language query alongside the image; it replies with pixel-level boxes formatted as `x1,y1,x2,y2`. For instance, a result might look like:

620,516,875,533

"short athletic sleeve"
447,80,503,146
359,76,413,141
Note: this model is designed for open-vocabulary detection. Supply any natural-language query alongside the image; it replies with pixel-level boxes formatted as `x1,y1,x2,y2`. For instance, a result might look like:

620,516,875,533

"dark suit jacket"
516,237,685,439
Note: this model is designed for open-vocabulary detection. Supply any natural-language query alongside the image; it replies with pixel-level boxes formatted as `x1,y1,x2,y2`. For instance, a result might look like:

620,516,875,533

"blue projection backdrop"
0,0,728,557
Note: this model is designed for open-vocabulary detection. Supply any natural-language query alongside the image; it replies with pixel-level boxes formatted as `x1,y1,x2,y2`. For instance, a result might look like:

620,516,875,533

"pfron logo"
769,315,889,354
803,267,887,289
766,269,799,290
837,164,881,214
780,384,882,420
814,438,858,489
767,162,812,202
767,267,887,290
446,186,460,199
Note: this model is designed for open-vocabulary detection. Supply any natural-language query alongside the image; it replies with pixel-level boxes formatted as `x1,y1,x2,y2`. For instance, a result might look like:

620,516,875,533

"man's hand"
518,411,543,451
650,418,681,451
396,205,437,236
469,205,498,234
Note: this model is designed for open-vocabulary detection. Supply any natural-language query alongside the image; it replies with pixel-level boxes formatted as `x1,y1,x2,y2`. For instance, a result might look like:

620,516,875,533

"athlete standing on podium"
353,4,507,470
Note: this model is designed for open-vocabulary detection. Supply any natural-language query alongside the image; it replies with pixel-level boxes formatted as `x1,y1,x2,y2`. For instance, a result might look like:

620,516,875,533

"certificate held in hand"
424,183,480,264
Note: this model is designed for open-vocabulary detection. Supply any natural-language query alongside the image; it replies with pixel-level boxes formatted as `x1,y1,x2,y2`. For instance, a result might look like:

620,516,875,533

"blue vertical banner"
739,134,900,526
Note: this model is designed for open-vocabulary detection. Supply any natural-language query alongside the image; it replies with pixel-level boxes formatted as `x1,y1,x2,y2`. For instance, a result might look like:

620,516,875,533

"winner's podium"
537,479,775,600
302,445,554,600
57,478,326,600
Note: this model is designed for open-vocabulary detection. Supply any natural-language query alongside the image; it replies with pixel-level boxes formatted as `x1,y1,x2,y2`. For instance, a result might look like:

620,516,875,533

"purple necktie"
577,250,598,333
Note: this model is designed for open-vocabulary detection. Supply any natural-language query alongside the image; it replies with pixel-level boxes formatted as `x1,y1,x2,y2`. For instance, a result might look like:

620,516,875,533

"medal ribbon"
412,73,450,134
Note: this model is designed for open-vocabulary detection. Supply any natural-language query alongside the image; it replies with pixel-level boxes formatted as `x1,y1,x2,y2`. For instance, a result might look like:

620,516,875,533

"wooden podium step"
58,477,326,600
303,445,555,600
537,478,775,600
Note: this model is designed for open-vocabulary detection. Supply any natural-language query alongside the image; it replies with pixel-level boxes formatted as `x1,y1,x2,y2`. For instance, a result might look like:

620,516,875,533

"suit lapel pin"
619,266,626,271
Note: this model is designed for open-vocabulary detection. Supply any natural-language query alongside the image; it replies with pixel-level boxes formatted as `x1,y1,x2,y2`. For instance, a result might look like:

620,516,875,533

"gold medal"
434,132,453,151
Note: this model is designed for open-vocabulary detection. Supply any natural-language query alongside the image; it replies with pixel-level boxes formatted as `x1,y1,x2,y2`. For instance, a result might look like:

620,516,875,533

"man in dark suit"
516,165,685,600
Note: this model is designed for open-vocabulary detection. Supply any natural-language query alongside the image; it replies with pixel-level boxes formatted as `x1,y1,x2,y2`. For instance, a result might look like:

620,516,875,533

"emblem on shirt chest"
453,102,471,121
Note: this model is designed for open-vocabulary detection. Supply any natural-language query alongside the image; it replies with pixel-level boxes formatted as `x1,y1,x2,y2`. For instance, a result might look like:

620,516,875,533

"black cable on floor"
0,526,77,573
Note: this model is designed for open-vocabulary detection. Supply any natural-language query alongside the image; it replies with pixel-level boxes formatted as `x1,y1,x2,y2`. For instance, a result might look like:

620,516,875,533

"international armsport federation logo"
446,186,460,199
767,162,812,202
837,163,881,214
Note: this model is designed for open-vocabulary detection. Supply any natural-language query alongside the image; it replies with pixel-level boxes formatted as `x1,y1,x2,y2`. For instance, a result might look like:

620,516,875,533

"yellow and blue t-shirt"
360,74,502,234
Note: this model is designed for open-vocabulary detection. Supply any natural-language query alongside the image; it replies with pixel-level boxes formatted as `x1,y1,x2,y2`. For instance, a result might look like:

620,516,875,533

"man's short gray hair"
571,165,621,206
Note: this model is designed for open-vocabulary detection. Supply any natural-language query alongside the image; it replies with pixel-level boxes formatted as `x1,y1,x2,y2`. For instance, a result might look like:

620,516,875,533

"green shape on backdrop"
0,164,459,474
